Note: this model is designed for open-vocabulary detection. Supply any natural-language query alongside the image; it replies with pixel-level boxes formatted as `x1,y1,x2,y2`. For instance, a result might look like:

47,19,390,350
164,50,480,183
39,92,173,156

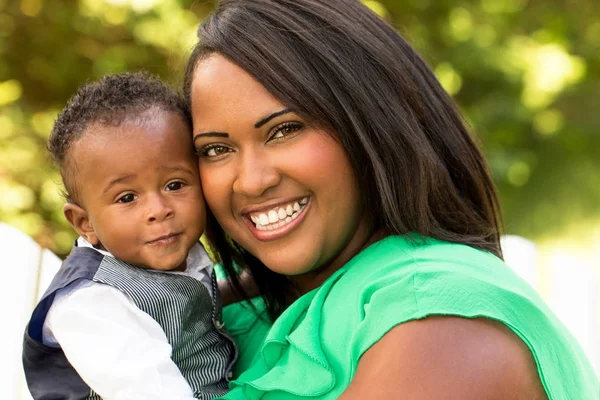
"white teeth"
268,210,278,223
251,198,310,231
278,208,287,219
259,214,269,225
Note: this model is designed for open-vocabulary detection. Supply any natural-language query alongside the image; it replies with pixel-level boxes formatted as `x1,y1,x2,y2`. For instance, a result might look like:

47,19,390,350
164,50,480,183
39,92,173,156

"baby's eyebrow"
162,165,196,175
103,174,135,194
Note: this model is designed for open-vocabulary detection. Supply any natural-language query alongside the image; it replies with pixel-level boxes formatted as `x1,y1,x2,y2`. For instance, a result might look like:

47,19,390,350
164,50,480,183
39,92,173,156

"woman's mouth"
249,197,308,231
245,197,309,241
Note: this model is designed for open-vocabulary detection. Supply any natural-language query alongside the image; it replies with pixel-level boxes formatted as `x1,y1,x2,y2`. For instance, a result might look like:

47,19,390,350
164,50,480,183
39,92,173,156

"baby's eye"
117,194,136,203
166,181,184,191
270,122,303,140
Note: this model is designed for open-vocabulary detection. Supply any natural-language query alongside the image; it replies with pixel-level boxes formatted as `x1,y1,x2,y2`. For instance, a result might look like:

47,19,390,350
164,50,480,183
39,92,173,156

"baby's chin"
120,254,187,272
134,260,188,272
116,243,191,272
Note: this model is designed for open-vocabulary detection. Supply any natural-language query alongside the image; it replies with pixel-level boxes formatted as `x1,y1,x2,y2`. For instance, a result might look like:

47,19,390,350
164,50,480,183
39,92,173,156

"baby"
22,72,235,400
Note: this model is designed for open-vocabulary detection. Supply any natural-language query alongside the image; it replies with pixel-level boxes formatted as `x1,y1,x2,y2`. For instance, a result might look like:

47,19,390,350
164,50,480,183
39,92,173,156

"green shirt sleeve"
347,240,599,400
219,236,599,399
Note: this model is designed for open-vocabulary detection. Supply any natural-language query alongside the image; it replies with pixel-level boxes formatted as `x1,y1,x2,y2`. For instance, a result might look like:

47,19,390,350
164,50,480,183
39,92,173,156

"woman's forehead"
191,55,287,122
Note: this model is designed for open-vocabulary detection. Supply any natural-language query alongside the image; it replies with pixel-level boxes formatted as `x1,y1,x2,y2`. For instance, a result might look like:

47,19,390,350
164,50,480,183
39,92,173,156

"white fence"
1,223,598,399
501,234,599,376
1,223,62,400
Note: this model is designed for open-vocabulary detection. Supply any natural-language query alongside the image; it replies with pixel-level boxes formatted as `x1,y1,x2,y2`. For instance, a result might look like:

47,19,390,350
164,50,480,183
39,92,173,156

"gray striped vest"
23,245,236,400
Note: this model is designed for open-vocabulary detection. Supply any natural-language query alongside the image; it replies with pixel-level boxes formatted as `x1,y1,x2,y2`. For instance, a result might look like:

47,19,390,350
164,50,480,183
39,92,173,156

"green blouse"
221,235,598,399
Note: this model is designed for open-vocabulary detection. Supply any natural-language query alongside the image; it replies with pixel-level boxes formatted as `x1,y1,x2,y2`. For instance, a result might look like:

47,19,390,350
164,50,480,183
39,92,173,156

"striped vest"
23,245,236,400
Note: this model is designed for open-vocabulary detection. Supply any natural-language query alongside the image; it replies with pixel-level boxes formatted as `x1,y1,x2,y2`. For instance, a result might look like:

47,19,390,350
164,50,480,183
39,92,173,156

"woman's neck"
287,226,390,296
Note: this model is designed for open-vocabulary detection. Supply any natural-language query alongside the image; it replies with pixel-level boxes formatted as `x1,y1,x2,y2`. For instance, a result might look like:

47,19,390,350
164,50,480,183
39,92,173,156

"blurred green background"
1,0,599,268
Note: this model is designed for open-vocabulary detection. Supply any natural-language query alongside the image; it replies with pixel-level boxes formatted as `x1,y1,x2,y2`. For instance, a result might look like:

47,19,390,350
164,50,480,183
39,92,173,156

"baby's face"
71,110,205,271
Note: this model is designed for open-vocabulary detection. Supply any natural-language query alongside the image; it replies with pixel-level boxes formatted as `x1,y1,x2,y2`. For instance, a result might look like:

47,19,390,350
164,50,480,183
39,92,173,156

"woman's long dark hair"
185,0,503,321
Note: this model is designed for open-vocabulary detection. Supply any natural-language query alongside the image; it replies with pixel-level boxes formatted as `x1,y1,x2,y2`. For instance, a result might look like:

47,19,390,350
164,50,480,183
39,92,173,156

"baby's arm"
45,281,197,400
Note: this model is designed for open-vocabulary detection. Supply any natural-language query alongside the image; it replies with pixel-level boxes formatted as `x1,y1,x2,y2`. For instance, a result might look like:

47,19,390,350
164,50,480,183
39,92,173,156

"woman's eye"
166,181,184,191
197,145,230,157
117,194,136,203
270,122,302,140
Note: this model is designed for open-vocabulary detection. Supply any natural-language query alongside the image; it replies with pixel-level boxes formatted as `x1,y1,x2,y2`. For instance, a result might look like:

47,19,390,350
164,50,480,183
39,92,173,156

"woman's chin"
261,258,317,277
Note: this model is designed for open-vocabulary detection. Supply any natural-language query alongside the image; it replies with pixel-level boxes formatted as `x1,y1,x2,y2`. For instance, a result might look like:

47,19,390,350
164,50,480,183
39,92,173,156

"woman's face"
190,54,372,288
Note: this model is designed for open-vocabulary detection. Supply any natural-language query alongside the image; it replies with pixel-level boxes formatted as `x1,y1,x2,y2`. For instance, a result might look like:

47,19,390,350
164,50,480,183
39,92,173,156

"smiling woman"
184,0,598,399
192,57,369,289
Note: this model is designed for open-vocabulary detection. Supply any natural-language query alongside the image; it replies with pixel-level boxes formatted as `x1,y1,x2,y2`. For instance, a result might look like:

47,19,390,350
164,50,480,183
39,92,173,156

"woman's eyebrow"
193,108,294,141
254,108,293,128
193,131,228,141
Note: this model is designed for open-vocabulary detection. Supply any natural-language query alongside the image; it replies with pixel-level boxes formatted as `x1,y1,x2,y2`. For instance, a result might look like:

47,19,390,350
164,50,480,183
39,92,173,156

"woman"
184,0,598,398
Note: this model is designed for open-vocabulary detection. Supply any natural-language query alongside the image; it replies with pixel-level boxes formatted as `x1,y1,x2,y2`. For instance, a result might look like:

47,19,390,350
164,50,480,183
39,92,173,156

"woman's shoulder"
338,234,514,298
343,235,555,324
329,234,598,399
345,234,504,270
333,235,564,349
323,235,524,345
341,316,549,400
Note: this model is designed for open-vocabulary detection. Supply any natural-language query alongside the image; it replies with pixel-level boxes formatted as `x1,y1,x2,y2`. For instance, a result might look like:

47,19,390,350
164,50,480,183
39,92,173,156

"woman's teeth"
250,197,308,231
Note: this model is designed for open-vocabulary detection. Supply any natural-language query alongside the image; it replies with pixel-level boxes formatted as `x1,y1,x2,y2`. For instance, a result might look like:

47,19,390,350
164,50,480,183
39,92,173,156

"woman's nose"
146,194,174,223
232,150,280,198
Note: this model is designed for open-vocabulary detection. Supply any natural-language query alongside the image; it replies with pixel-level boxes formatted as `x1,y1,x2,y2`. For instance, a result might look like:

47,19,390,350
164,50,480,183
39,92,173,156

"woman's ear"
63,203,99,245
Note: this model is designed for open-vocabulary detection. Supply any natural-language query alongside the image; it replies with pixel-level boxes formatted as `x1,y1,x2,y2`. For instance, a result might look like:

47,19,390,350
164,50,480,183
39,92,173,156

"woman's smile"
244,196,310,240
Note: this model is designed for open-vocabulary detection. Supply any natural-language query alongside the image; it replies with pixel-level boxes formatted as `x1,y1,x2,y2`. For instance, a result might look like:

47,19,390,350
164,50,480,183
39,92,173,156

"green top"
221,235,599,399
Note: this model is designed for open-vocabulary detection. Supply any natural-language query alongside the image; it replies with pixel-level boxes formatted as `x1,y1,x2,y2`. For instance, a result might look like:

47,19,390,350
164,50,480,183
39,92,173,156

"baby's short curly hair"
48,71,191,204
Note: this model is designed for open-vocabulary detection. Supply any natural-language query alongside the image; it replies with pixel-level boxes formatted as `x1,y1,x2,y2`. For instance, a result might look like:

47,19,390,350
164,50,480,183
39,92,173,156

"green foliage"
1,0,598,256
374,0,600,242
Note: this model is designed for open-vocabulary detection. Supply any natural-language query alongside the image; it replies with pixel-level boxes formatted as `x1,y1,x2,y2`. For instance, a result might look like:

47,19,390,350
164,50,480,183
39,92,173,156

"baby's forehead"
86,107,190,133
81,111,191,150
75,110,187,145
67,110,195,177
